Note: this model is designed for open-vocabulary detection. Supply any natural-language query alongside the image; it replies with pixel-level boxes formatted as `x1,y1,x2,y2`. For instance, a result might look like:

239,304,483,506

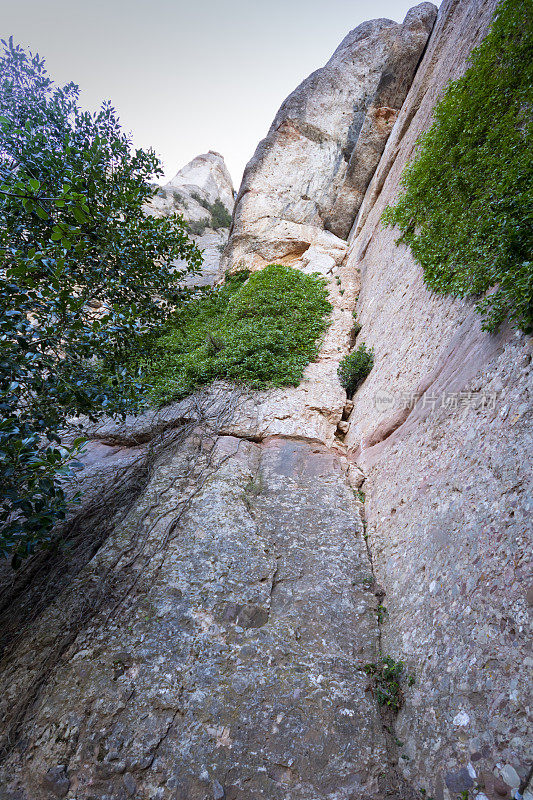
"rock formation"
224,3,436,271
341,0,532,795
0,2,531,799
150,151,235,287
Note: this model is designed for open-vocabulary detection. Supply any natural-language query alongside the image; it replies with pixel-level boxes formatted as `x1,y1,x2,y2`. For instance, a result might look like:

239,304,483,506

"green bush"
138,264,331,405
209,198,232,230
383,0,533,332
186,218,209,236
364,656,405,713
338,343,374,396
189,193,232,231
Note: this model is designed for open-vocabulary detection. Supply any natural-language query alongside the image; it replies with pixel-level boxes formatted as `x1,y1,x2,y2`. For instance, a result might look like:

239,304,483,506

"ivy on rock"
383,0,533,332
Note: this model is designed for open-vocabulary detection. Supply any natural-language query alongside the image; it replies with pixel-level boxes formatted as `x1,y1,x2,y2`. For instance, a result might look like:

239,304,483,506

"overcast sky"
1,0,441,188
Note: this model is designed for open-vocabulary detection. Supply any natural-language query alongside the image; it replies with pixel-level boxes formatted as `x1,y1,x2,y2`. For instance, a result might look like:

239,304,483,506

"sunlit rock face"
167,150,235,212
224,3,436,271
150,151,235,287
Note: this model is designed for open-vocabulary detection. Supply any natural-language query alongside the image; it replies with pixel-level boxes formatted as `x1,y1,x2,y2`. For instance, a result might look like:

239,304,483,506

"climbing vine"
383,0,533,332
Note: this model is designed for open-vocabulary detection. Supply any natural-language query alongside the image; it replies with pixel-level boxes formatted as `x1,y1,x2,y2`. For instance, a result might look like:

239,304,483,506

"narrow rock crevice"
354,481,418,800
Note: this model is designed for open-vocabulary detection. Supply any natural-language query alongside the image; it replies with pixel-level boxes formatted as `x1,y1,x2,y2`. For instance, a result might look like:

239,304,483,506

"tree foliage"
0,38,202,563
383,0,533,332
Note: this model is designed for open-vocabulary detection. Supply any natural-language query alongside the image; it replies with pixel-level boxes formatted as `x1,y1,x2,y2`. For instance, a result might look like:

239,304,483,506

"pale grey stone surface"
225,4,436,270
0,431,403,799
150,151,235,287
343,0,533,796
0,3,530,799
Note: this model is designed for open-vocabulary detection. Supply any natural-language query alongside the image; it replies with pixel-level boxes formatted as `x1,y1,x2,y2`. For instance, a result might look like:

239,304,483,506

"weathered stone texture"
1,2,531,799
150,151,235,287
225,3,436,270
343,0,532,795
0,429,397,799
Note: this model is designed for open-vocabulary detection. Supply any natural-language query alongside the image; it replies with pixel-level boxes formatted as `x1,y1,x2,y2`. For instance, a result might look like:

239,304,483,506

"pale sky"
1,0,441,189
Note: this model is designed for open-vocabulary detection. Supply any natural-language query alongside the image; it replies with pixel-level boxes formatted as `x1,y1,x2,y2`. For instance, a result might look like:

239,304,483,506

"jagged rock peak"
168,150,234,211
225,2,437,270
150,151,235,288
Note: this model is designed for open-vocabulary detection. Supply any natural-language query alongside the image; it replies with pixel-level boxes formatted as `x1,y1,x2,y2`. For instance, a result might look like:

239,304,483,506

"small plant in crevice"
190,192,232,230
244,474,264,498
352,319,362,338
377,603,388,624
363,655,415,714
242,473,264,513
384,725,404,747
209,198,233,230
357,489,365,503
338,343,374,397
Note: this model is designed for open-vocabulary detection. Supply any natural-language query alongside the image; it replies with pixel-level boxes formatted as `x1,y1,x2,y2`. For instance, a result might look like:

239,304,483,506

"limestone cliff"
0,3,531,800
150,151,235,287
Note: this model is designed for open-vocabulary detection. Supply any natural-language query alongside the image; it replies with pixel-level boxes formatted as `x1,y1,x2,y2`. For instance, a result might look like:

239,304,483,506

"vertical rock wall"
149,151,235,287
224,3,437,271
0,2,531,799
343,0,533,796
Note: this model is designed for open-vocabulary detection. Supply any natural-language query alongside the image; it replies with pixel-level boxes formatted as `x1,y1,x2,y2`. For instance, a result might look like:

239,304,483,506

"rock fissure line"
1,2,531,798
354,484,415,799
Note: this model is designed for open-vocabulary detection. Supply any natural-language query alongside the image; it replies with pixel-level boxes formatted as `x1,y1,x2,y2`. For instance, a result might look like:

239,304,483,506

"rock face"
0,420,398,800
1,2,532,800
342,0,533,794
224,3,436,271
150,151,235,287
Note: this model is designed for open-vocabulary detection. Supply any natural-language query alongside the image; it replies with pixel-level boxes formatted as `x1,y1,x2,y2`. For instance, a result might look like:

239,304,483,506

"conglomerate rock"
1,2,531,799
150,151,235,287
343,0,533,794
224,3,436,270
0,421,402,799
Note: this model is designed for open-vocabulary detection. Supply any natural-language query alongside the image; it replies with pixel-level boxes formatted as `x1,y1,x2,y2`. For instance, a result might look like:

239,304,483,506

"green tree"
0,38,202,564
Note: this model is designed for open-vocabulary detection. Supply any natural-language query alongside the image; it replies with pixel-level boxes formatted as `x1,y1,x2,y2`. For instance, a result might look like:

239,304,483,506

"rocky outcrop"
0,229,382,799
324,3,436,239
0,418,402,800
150,151,235,287
224,3,436,271
342,0,533,795
1,2,531,799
